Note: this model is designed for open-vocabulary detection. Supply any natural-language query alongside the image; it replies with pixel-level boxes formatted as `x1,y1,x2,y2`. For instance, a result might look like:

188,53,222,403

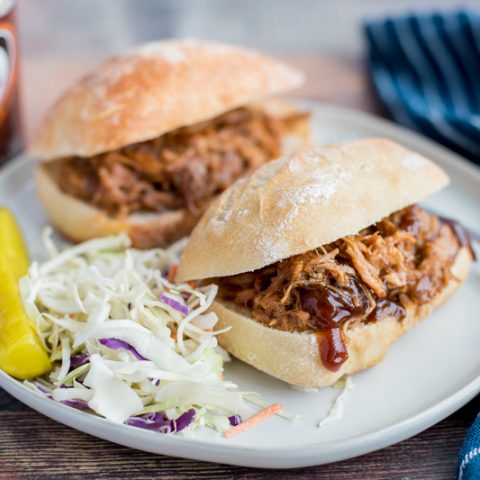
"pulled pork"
217,205,464,371
57,107,308,217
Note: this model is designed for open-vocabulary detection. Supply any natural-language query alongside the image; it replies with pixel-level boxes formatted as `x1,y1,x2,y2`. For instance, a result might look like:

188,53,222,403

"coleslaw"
19,230,256,434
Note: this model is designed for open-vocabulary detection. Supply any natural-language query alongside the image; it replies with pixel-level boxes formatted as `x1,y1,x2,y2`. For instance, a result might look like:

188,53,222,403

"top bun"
31,39,304,160
177,138,449,281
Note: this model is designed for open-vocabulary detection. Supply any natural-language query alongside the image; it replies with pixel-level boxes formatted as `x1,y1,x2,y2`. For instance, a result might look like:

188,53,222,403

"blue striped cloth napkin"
365,11,480,480
364,10,480,162
458,414,480,480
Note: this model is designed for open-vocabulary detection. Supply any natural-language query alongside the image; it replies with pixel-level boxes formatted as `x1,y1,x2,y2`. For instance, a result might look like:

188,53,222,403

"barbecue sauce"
400,206,476,260
367,298,406,322
439,216,476,261
300,279,370,371
299,279,411,371
218,205,470,374
316,329,347,372
308,214,474,372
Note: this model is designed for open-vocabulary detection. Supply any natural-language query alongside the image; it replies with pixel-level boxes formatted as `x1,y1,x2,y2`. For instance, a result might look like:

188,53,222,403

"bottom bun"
212,247,472,388
36,163,199,249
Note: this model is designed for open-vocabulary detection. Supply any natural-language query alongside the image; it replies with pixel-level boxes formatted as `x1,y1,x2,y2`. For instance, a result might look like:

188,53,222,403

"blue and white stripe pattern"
364,11,480,161
457,414,480,480
366,12,480,478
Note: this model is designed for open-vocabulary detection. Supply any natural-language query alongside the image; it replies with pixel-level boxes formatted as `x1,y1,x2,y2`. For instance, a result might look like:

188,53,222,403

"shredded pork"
57,107,308,217
217,205,461,334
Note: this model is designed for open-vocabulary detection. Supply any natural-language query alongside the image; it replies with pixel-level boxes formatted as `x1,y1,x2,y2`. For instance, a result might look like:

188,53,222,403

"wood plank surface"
0,401,476,480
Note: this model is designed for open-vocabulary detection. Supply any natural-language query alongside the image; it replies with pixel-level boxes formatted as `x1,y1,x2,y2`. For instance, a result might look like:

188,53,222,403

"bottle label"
0,25,15,125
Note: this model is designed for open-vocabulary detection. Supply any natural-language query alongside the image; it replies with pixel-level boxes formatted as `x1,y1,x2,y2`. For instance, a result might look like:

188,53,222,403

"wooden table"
1,53,477,480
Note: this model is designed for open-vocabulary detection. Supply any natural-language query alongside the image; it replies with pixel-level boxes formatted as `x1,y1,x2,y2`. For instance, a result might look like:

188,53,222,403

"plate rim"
1,100,479,468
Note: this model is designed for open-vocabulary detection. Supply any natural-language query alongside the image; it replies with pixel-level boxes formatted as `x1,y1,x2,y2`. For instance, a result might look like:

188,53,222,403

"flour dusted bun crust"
177,138,450,280
34,101,309,248
31,39,305,160
32,40,308,248
178,139,474,388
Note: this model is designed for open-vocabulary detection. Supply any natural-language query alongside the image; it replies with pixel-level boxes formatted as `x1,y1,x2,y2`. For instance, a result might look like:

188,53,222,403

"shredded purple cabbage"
228,415,242,426
32,383,52,398
98,338,146,361
70,353,89,369
127,408,196,434
172,408,196,432
143,412,164,422
127,412,170,432
61,399,90,410
160,294,190,315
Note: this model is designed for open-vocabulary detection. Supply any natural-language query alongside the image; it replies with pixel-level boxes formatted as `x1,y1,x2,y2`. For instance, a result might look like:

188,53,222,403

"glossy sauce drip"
283,213,470,373
299,279,370,371
367,298,406,323
299,280,410,371
219,205,470,374
316,330,347,372
438,216,476,261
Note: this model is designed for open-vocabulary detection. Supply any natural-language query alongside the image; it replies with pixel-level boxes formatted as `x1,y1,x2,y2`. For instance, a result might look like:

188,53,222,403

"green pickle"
0,207,51,379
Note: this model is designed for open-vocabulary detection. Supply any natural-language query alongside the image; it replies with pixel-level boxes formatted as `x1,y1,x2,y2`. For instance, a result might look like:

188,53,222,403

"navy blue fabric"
365,12,480,478
457,414,480,480
364,11,480,163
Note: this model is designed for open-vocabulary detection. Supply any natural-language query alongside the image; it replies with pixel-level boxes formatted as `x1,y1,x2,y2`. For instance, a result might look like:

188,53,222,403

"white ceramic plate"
1,101,479,469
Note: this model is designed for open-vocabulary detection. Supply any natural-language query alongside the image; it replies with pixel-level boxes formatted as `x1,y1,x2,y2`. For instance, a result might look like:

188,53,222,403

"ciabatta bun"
212,247,471,388
30,39,304,160
177,138,472,388
35,101,309,249
177,138,449,281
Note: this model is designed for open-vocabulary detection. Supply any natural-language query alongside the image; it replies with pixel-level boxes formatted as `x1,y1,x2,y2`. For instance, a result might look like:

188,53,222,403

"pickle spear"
0,207,51,379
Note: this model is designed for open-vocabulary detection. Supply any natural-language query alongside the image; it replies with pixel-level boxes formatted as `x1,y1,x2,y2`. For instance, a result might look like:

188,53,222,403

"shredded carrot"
171,331,177,341
167,265,178,283
219,374,225,381
204,327,213,332
224,403,283,438
187,280,196,288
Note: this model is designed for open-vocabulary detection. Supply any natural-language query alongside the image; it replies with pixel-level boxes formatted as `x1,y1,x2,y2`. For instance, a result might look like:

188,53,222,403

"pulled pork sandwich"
31,40,309,248
176,138,475,388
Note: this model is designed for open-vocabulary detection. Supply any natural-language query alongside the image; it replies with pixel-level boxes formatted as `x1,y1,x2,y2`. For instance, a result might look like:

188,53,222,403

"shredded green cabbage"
20,230,253,432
